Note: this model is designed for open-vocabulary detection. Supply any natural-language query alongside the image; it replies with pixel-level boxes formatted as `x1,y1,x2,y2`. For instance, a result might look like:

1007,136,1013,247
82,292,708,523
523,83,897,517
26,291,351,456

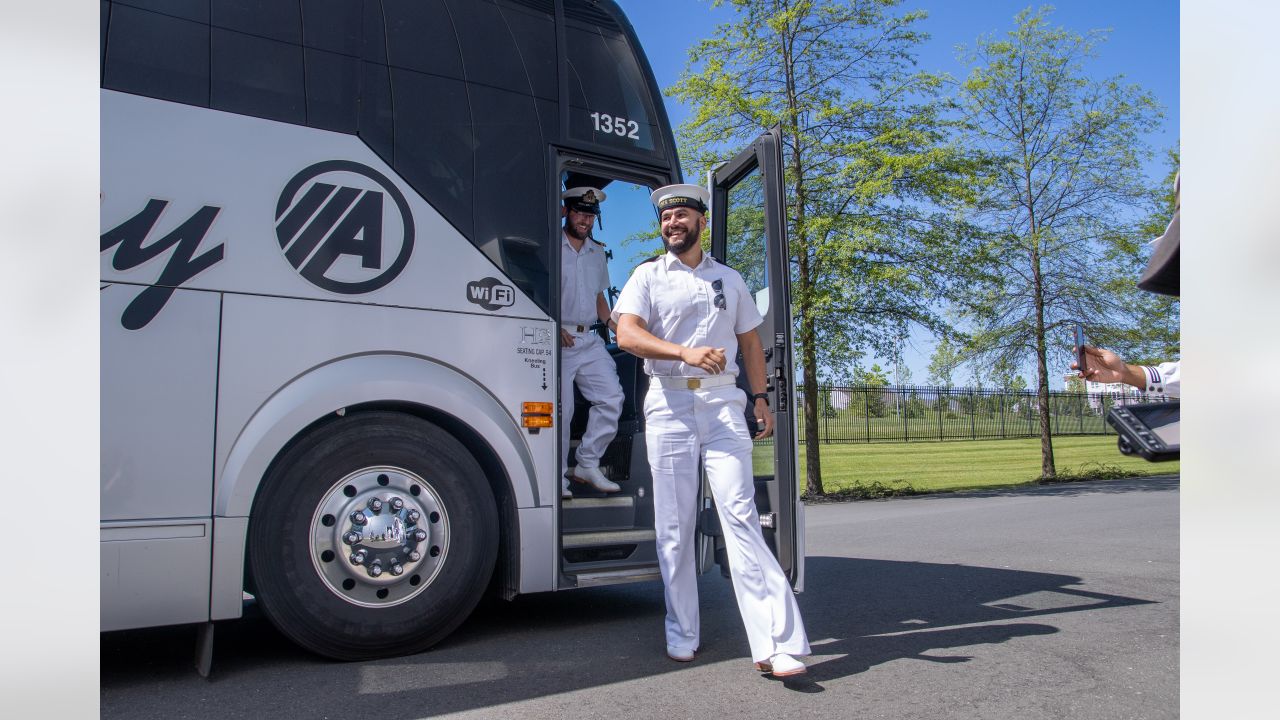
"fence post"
1028,392,1034,436
993,389,1003,435
966,390,974,440
937,388,943,441
864,388,870,443
901,388,909,442
822,386,829,444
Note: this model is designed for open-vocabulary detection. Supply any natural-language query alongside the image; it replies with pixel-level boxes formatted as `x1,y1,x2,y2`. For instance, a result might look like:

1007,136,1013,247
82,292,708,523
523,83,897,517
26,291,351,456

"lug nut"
413,529,428,542
368,563,383,578
389,497,404,512
390,563,404,576
351,510,367,526
349,551,366,565
368,497,383,513
407,509,421,524
408,551,421,562
344,531,361,545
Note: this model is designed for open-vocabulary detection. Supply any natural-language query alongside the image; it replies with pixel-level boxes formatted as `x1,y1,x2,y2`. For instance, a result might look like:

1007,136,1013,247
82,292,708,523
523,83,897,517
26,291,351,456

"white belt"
652,374,737,390
562,323,594,333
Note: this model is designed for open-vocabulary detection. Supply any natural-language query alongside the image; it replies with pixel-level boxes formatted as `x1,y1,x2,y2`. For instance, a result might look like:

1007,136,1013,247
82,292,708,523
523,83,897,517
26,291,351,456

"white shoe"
571,465,620,493
667,645,696,662
561,486,573,499
756,653,806,677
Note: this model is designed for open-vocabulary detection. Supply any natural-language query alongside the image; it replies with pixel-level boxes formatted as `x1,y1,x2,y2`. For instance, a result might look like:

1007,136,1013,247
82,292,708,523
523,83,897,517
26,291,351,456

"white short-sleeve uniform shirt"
612,251,763,377
561,233,610,326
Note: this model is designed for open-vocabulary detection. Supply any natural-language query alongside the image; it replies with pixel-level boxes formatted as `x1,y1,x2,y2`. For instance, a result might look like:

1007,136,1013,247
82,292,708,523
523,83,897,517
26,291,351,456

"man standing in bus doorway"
612,184,810,677
560,184,625,498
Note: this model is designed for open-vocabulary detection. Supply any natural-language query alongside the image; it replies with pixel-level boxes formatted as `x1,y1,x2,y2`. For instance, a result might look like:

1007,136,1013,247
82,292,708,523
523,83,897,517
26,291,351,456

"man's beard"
662,222,701,255
564,217,590,241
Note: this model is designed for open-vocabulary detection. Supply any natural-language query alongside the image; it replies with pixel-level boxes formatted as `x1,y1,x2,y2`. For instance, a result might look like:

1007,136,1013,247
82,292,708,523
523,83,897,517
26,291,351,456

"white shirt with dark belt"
611,250,810,663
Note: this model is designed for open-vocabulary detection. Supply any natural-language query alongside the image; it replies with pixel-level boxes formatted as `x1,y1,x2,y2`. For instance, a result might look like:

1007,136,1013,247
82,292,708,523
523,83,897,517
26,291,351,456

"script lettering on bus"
588,111,641,141
100,199,225,330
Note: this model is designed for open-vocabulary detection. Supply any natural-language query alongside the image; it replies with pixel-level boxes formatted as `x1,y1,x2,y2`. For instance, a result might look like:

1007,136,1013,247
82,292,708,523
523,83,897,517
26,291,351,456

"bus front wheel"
248,411,498,660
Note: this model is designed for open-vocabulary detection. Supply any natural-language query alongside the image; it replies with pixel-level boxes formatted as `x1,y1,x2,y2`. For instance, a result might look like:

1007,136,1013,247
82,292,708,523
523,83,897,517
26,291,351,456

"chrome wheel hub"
310,466,450,607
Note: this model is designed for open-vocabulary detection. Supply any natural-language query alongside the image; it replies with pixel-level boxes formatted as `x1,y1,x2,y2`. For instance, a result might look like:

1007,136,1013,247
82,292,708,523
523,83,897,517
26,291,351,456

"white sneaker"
758,653,806,677
571,465,620,493
667,645,696,662
561,485,573,499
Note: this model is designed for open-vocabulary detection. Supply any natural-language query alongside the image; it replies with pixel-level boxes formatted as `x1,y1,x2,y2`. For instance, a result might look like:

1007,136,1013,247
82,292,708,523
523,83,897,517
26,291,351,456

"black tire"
248,411,498,660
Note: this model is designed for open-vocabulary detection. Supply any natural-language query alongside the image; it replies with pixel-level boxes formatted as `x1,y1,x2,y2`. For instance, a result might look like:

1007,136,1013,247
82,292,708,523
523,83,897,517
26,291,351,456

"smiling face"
659,206,705,255
563,206,596,241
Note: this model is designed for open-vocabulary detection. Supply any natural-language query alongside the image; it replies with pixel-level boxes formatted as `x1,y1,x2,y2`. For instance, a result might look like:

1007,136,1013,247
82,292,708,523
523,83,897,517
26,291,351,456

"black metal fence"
790,384,1167,444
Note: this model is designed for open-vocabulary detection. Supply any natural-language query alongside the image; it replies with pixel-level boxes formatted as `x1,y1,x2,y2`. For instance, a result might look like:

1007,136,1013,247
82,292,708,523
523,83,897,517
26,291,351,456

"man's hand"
680,346,727,374
1073,345,1145,388
560,328,575,348
752,398,774,440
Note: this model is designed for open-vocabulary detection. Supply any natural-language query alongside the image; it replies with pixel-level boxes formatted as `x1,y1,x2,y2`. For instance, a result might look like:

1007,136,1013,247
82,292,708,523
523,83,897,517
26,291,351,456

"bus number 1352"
589,111,640,140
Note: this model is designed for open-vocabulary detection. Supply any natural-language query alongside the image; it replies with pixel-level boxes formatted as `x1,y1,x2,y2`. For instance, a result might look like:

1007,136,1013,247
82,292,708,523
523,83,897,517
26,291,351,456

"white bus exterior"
100,0,801,663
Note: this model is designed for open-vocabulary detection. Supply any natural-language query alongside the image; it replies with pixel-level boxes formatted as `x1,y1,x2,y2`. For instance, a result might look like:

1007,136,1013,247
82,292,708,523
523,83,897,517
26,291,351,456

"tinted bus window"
104,4,210,107
564,0,665,161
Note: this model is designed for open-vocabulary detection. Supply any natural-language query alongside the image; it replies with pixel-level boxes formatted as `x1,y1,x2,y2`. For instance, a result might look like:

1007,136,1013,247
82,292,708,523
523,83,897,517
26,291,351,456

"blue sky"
609,0,1180,387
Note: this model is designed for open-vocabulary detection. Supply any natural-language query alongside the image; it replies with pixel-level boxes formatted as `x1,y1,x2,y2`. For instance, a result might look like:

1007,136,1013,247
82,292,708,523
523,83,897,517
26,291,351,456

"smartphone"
1074,324,1087,374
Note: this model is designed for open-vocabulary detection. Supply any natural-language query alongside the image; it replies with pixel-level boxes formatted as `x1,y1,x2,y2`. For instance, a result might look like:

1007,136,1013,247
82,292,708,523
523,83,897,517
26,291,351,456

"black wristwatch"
751,392,769,405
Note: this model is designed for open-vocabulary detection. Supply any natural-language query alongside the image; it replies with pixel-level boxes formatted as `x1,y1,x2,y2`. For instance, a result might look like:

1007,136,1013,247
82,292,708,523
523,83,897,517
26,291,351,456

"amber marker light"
522,402,554,416
521,401,553,429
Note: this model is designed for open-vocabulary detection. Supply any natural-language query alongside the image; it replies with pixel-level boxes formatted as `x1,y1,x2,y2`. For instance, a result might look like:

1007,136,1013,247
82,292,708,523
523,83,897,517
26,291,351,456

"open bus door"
702,126,804,590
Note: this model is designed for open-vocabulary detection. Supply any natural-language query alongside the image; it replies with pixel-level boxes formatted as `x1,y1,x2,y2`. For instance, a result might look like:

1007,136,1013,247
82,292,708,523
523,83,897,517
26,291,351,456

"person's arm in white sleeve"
1139,361,1180,398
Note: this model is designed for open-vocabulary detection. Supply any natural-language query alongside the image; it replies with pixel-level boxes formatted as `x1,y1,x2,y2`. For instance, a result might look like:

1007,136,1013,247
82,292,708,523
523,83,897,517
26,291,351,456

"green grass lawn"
755,435,1178,495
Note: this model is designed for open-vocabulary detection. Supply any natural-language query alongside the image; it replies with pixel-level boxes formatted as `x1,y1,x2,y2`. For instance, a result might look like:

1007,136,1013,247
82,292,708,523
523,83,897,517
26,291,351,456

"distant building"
1062,373,1166,412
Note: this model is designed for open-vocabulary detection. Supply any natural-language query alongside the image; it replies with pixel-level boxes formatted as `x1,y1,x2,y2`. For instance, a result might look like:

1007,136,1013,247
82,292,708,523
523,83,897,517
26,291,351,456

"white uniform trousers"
643,383,810,662
560,332,624,488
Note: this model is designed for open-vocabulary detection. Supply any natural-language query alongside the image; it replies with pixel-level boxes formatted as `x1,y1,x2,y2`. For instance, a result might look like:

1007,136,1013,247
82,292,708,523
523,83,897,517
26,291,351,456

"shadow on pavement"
100,555,1156,718
896,474,1180,500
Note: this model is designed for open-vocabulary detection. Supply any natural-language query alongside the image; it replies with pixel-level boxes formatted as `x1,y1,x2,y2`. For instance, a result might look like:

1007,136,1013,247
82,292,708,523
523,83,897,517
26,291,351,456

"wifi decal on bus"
275,160,415,295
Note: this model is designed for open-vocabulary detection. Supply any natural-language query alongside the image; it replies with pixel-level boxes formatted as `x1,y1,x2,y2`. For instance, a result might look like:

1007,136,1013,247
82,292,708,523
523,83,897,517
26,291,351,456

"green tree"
1097,150,1180,364
927,336,961,387
953,7,1162,479
989,356,1028,392
669,0,977,495
853,363,891,387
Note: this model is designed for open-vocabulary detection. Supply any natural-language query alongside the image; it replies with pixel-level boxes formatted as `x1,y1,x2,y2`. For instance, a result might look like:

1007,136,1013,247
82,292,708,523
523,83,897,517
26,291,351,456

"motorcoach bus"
100,0,801,666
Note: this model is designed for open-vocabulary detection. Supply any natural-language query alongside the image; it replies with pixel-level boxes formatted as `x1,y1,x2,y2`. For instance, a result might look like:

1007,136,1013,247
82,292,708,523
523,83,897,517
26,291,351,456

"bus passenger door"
706,126,803,588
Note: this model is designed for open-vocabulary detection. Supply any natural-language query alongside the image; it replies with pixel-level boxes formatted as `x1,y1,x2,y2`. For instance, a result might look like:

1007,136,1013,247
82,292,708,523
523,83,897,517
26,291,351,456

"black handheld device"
1074,324,1087,375
1105,401,1180,462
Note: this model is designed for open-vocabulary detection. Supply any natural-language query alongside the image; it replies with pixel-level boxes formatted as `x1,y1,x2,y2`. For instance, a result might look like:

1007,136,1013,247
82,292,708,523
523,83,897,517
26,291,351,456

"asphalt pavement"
100,475,1179,720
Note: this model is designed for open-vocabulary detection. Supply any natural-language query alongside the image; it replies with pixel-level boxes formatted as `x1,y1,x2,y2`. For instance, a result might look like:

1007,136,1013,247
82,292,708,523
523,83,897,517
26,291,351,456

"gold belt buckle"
686,378,701,389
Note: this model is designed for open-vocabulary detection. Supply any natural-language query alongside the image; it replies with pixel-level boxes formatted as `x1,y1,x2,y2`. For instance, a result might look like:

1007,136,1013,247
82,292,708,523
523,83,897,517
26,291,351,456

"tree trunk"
778,12,824,496
801,310,824,496
1031,245,1056,479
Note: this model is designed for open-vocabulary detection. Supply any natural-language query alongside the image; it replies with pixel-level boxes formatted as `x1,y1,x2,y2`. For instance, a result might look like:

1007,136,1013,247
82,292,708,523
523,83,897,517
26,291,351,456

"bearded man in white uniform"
612,184,810,677
559,186,625,498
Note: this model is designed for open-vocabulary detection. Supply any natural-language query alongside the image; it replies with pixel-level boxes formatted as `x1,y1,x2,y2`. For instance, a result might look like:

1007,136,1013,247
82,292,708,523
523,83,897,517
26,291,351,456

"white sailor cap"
562,186,607,213
650,183,709,215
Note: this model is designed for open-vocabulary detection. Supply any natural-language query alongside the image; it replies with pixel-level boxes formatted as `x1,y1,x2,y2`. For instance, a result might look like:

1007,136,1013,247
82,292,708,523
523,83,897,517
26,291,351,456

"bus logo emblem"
466,277,516,311
275,160,415,294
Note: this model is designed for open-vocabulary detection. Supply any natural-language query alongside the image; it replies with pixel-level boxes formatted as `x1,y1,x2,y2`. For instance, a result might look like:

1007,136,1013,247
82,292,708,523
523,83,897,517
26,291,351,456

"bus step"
561,528,657,566
563,528,654,549
567,566,663,588
560,495,636,532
